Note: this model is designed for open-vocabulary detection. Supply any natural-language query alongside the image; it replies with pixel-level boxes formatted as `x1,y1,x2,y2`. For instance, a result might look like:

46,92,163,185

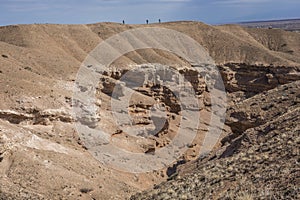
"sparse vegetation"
24,66,32,71
79,188,93,193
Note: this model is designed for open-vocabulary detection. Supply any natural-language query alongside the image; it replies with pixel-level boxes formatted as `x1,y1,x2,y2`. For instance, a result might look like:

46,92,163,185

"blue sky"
0,0,299,26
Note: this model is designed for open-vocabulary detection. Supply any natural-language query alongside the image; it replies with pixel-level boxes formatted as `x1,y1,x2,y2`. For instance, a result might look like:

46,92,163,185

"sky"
0,0,299,26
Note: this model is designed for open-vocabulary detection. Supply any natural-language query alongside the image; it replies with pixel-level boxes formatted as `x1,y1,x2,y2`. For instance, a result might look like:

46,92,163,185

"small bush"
24,66,32,71
79,188,93,193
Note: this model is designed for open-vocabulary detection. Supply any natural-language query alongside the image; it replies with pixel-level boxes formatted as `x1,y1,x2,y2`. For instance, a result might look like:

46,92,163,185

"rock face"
0,21,299,199
225,81,300,134
0,108,73,125
219,63,300,103
79,64,213,159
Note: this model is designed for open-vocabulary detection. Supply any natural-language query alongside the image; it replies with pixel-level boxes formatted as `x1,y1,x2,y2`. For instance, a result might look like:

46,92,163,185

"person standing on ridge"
146,19,149,24
159,19,161,23
122,20,125,24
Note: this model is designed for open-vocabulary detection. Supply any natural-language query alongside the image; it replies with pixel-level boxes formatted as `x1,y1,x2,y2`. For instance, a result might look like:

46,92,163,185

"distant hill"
238,18,300,31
